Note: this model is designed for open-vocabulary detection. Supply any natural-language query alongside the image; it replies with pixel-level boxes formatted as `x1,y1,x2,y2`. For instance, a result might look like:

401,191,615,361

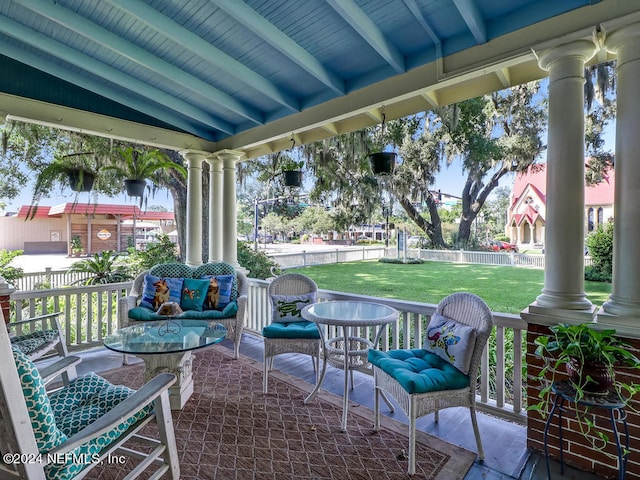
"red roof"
138,211,175,221
16,205,51,218
512,164,614,206
585,170,615,205
15,203,174,220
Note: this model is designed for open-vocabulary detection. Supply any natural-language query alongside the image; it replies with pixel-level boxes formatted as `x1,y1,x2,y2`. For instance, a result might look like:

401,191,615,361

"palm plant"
68,251,132,285
104,147,187,203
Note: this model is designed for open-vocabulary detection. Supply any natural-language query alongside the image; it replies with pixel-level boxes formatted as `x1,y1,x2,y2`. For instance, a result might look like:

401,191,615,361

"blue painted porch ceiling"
0,0,597,142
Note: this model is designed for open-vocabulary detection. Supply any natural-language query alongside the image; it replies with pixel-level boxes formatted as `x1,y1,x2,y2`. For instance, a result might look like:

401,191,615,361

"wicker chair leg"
470,405,485,460
373,384,380,431
408,405,417,475
263,354,270,394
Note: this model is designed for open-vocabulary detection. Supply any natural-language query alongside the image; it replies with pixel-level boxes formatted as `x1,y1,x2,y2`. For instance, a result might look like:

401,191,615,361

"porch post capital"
535,39,597,74
213,149,245,163
604,22,640,58
179,149,208,164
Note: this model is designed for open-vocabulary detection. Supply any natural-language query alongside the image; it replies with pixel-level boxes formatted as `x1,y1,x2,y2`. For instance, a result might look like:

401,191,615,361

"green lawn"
291,260,612,315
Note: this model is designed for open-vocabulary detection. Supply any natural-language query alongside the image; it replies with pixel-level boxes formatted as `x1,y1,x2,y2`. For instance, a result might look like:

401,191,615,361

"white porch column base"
206,155,223,263
602,22,640,319
533,39,596,312
595,307,640,340
524,302,597,326
218,149,246,273
180,149,206,267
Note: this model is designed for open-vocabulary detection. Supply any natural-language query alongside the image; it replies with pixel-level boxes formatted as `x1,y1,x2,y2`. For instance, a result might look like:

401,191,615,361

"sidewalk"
10,254,79,273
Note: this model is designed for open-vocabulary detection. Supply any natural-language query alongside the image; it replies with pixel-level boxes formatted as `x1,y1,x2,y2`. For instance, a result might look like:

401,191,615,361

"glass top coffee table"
104,320,226,409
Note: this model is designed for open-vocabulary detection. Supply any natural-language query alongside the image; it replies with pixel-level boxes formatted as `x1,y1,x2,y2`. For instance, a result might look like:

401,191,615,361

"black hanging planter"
125,179,147,197
283,170,303,187
67,169,95,192
369,152,396,176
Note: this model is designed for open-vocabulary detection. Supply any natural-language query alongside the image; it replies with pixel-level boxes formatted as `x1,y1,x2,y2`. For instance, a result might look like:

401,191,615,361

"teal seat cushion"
129,300,238,321
368,349,469,394
11,330,59,355
263,321,321,339
12,347,152,480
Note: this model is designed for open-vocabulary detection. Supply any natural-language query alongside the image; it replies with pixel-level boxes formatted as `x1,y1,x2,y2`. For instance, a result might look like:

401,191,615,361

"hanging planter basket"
283,170,303,187
67,169,95,192
125,179,147,197
369,152,396,176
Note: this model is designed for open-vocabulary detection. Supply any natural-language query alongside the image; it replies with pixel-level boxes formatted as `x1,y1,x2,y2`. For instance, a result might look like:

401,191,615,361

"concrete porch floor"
72,333,603,480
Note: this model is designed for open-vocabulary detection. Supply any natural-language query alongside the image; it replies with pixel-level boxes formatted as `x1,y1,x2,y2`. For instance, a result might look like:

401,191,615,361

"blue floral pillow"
180,278,210,311
139,275,183,310
424,312,477,374
271,292,317,323
200,274,234,311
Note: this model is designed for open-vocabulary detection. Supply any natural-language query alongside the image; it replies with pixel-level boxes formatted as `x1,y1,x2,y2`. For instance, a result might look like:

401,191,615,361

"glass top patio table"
103,320,226,355
302,300,399,431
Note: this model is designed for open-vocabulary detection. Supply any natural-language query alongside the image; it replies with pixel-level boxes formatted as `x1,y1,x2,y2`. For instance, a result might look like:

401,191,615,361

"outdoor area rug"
86,346,476,480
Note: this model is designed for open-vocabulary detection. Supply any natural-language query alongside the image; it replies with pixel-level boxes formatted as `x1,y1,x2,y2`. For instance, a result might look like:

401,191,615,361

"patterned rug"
85,346,475,479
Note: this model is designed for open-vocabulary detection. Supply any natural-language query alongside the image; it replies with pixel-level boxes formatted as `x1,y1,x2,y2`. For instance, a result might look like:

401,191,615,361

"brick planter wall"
527,323,640,479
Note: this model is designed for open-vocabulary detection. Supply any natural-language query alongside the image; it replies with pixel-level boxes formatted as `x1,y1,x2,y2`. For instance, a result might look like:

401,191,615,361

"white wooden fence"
13,246,593,291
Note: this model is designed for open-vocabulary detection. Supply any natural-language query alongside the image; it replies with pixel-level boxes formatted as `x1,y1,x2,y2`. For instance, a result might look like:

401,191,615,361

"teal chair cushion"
11,330,59,356
12,346,152,480
263,321,321,339
128,299,238,321
12,347,67,452
368,349,469,394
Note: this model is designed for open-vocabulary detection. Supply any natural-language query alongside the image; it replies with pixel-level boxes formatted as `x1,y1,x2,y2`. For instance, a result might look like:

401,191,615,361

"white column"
179,150,206,267
601,23,640,322
533,40,596,312
218,149,244,268
206,155,224,262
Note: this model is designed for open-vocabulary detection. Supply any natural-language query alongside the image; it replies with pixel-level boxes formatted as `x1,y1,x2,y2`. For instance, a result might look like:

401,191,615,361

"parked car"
407,236,428,248
489,240,519,253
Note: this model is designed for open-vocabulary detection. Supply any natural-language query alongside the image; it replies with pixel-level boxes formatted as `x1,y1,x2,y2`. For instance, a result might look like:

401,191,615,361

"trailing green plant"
68,251,132,285
530,322,640,450
28,152,103,218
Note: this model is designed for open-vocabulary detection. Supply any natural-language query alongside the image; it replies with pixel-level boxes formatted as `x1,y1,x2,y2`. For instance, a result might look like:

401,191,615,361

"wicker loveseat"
118,262,248,358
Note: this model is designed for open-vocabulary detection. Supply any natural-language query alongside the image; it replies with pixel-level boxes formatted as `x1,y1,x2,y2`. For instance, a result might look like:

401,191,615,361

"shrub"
237,241,280,279
585,221,613,283
0,249,24,286
378,257,424,264
125,234,180,275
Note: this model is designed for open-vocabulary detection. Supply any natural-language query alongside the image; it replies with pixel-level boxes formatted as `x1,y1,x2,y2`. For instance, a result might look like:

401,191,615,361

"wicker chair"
369,292,493,475
262,273,321,393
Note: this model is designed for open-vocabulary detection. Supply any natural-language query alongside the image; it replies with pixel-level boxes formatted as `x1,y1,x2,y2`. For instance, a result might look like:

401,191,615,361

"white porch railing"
10,282,130,351
8,279,526,425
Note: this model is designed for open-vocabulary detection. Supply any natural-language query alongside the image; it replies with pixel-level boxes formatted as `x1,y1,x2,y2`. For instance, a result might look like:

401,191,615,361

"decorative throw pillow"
200,274,234,311
271,292,317,323
139,275,183,310
423,312,477,374
180,278,210,311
